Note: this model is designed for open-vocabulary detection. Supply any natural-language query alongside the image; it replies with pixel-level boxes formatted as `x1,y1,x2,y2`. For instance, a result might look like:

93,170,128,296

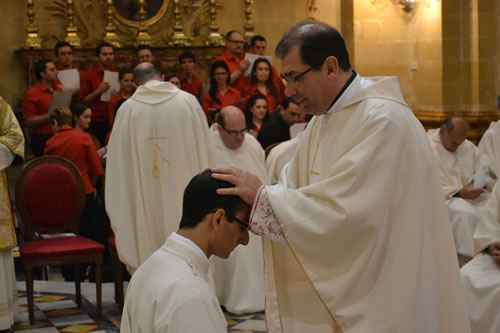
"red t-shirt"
80,66,118,122
23,82,63,135
214,52,250,95
108,93,125,128
180,74,203,99
244,85,284,113
201,87,242,122
44,126,103,194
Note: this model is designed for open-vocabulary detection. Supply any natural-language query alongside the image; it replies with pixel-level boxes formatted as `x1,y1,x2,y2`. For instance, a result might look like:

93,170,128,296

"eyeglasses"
228,40,245,45
221,126,247,137
225,214,251,232
280,67,313,86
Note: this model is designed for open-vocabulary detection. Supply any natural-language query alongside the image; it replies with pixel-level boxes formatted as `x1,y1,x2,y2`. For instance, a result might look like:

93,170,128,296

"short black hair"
54,41,72,56
275,21,351,71
179,170,246,229
281,96,298,110
179,51,196,63
96,42,114,56
136,44,153,56
70,102,89,126
119,68,133,81
35,59,52,81
250,35,266,47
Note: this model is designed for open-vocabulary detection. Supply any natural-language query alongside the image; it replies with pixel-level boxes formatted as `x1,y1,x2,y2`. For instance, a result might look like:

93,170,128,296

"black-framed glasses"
221,126,247,137
280,67,313,86
210,209,251,232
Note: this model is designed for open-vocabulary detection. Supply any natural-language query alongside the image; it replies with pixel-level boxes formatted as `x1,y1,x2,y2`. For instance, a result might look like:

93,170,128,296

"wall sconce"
393,0,418,13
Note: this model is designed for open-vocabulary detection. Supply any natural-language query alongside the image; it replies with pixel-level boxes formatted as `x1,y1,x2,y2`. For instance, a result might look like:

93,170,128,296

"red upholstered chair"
15,156,104,324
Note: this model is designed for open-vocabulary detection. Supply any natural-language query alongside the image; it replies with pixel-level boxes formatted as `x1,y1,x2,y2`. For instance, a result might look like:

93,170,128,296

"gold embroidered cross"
146,125,170,179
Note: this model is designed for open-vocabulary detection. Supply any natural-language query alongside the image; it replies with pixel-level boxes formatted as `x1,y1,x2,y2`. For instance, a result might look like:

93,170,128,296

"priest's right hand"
458,180,483,200
210,167,262,206
488,242,500,267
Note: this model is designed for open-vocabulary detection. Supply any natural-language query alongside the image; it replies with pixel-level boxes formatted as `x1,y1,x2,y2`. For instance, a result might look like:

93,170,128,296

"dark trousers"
30,134,51,157
89,121,109,147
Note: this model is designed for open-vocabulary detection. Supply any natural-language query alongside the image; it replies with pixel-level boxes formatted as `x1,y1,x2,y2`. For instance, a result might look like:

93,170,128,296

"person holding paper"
244,58,284,112
212,21,470,332
54,41,84,97
108,69,135,129
427,116,493,262
80,43,118,146
23,59,63,157
214,31,250,95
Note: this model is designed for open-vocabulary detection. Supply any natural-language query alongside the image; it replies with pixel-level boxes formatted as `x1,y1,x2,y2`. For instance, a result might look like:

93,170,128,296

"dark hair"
166,73,181,82
225,30,239,41
96,42,114,56
54,41,72,56
70,102,90,126
114,98,127,121
441,117,470,134
209,61,230,105
136,44,153,56
35,59,52,81
281,96,298,110
179,51,196,63
119,68,133,81
179,170,246,229
250,35,266,47
275,21,351,71
244,94,268,130
250,58,278,105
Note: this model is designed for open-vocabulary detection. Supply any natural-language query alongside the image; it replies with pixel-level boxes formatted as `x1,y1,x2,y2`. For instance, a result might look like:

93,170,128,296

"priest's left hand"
488,242,500,267
211,167,263,206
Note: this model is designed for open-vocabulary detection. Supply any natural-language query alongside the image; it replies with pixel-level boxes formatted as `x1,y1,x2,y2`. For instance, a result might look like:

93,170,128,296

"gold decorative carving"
205,0,224,46
25,0,42,49
169,0,190,46
243,0,254,42
104,0,121,47
113,0,169,28
65,0,81,47
307,0,318,20
136,0,153,46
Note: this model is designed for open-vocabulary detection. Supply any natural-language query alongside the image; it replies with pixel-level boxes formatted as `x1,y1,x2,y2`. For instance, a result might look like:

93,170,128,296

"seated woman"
72,102,106,157
44,107,104,243
108,69,135,130
244,58,283,112
201,61,242,123
244,94,269,138
166,74,181,88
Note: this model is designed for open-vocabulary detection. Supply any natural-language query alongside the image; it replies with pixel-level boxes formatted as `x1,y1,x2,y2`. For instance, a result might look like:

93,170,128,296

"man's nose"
240,231,249,246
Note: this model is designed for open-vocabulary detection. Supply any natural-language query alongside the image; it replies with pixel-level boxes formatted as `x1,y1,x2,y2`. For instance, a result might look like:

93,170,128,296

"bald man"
209,106,268,314
427,116,493,262
106,62,213,274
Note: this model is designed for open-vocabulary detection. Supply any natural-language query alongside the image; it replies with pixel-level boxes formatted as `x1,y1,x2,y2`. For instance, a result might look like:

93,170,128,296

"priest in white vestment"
478,120,500,179
213,22,470,333
106,63,213,273
461,180,500,333
0,97,23,330
121,170,250,333
266,131,302,184
210,106,268,314
427,117,492,259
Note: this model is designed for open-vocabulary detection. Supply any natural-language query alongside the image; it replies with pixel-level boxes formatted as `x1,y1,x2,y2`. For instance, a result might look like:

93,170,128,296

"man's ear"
324,56,339,77
211,208,225,230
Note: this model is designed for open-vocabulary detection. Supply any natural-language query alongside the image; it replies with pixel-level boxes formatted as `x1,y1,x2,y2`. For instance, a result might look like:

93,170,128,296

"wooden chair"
265,142,280,159
107,235,125,312
15,156,104,324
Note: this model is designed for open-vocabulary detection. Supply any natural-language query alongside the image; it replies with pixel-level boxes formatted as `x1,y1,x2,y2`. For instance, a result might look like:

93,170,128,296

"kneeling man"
121,170,250,333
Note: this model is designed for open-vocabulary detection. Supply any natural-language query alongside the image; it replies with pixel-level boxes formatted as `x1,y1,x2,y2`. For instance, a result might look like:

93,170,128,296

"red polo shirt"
44,126,103,194
23,82,63,135
80,66,118,123
214,52,250,95
201,87,242,122
244,85,284,113
271,65,287,99
180,74,203,99
108,93,126,128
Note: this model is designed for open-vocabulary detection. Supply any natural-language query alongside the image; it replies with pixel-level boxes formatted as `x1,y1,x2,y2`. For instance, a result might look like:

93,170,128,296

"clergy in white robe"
427,118,492,258
106,63,213,273
210,106,268,314
478,120,500,179
0,97,23,330
121,170,250,333
461,180,500,333
212,22,470,333
266,131,302,185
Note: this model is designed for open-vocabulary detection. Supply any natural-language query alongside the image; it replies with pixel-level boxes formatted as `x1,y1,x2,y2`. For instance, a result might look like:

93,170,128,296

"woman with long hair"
201,60,242,123
244,58,284,112
244,94,269,138
72,102,106,157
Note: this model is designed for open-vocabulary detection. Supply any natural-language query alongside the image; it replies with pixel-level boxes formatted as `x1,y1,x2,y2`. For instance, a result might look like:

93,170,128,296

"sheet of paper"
100,70,120,102
244,53,273,77
290,122,307,139
48,91,72,113
57,69,80,89
472,167,488,189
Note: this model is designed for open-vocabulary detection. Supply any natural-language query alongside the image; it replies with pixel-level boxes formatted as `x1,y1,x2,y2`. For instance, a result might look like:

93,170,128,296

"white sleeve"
250,185,287,244
0,143,14,172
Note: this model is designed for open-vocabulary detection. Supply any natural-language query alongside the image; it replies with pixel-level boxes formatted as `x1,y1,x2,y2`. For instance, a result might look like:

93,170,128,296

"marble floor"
13,280,267,332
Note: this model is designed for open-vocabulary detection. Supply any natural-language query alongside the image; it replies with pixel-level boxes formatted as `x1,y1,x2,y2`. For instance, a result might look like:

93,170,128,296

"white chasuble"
259,75,470,333
478,120,500,179
106,81,213,273
121,233,227,333
427,128,491,257
210,127,268,314
266,132,302,185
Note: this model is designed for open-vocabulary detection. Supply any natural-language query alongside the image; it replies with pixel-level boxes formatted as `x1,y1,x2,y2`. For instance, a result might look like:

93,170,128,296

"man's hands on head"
459,180,483,200
488,242,500,266
211,167,262,206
